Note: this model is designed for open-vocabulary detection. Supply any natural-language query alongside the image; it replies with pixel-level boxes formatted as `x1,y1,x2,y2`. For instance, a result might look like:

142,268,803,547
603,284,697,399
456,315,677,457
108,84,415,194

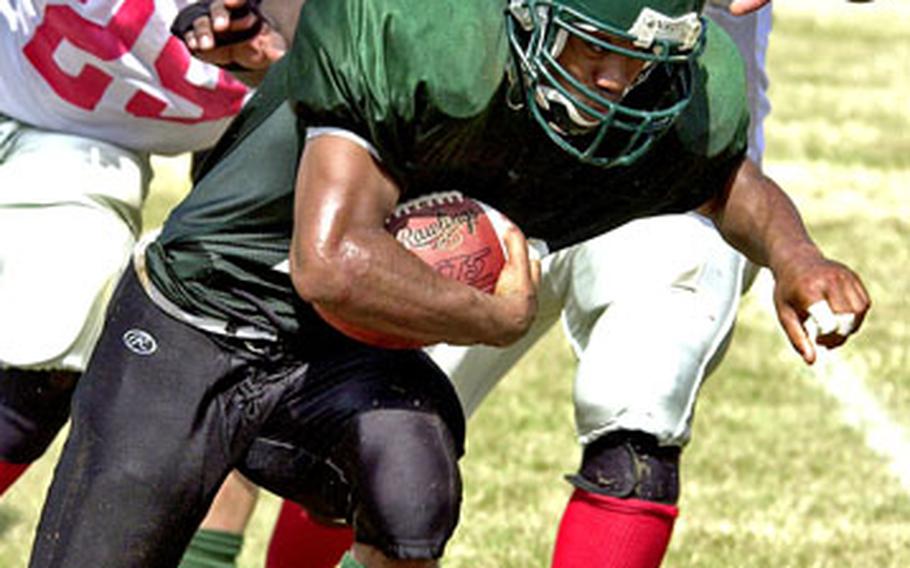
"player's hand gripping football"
171,0,286,78
771,251,870,365
486,227,541,347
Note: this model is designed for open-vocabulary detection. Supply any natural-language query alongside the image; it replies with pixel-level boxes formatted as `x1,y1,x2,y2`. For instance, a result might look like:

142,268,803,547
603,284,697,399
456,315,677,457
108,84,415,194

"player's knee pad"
0,368,77,462
341,408,462,560
568,430,681,505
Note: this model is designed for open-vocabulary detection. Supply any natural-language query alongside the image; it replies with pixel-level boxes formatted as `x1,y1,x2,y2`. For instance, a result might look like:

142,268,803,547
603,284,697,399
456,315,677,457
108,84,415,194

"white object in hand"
804,300,856,342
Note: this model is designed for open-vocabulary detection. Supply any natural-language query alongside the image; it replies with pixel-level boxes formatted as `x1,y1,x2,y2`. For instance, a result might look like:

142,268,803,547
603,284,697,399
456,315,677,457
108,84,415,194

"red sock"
266,499,354,568
0,461,30,497
551,489,678,568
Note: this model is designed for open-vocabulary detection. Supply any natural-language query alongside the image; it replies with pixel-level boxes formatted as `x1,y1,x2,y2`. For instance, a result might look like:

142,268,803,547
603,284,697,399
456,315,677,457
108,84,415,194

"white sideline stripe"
753,269,910,493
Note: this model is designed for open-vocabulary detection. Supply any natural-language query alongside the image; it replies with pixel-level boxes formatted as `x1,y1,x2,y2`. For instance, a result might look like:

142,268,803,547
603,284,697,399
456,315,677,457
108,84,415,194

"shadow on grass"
0,506,23,537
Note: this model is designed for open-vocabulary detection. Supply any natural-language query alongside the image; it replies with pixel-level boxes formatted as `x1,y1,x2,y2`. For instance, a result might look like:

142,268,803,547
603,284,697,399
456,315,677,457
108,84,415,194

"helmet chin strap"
535,85,599,135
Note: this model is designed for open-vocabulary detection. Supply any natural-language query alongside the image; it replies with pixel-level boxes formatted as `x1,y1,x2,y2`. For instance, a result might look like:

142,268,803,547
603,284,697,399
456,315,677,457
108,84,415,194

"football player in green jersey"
30,1,868,567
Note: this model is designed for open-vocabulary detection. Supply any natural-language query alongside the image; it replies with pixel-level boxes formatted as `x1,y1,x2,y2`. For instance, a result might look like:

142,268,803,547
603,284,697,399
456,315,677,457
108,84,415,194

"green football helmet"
506,0,707,167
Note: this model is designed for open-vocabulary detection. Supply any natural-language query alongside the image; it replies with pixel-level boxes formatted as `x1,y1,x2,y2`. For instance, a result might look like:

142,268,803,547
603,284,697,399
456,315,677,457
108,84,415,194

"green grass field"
2,1,908,566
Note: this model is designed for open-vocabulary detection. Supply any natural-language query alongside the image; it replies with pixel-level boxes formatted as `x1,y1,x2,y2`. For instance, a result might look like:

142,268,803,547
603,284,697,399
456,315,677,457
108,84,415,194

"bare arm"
700,159,870,364
289,135,539,347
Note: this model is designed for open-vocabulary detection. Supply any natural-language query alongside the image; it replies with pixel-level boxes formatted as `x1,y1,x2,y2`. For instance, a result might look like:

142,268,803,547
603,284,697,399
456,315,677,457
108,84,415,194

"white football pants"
0,114,149,371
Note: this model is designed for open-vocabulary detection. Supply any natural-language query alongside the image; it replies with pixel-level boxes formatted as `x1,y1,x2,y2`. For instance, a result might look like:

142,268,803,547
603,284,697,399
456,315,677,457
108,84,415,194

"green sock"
178,528,244,568
340,551,366,568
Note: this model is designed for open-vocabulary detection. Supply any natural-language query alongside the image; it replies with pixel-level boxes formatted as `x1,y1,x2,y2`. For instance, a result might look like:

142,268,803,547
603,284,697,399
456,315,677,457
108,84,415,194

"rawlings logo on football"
393,209,480,251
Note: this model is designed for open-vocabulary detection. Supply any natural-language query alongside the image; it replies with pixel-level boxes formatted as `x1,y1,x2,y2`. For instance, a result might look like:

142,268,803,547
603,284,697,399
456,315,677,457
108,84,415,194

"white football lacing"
387,191,466,221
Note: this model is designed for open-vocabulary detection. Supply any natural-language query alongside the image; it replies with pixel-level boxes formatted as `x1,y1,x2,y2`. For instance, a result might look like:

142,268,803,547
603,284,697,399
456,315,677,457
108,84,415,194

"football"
387,191,511,294
315,191,512,349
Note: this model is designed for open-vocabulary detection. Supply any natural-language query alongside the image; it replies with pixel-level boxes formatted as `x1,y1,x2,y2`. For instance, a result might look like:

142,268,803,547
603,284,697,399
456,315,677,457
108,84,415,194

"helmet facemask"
507,0,706,167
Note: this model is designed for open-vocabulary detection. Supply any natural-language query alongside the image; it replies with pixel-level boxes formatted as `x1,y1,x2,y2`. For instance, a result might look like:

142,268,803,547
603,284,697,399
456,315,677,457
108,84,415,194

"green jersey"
146,0,748,338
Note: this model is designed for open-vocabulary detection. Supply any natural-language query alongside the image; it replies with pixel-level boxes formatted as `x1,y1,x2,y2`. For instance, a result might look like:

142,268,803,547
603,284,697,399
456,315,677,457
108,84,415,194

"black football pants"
29,267,465,567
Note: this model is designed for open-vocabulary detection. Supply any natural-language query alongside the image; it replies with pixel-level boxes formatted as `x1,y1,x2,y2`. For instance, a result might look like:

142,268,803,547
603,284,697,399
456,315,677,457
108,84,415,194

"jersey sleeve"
674,18,751,167
662,18,750,211
282,0,508,184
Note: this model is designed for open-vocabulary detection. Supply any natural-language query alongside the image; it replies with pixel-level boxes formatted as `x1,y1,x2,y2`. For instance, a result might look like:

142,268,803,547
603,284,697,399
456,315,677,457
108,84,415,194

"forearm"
702,159,822,278
295,227,526,346
703,158,870,363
